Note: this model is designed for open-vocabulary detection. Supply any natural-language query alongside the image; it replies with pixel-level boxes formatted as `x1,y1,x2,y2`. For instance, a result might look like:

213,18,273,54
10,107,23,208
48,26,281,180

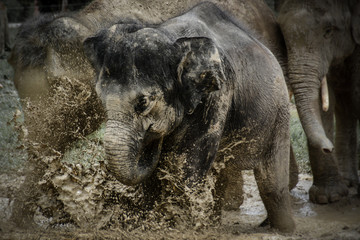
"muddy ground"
0,41,360,239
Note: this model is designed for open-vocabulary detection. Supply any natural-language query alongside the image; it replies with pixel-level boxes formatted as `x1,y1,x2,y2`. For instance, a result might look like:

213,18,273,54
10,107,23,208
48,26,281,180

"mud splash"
53,145,221,231
6,127,223,232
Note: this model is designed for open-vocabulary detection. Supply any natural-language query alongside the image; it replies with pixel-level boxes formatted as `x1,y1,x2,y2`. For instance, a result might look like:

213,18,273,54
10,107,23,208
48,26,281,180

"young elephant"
84,2,295,232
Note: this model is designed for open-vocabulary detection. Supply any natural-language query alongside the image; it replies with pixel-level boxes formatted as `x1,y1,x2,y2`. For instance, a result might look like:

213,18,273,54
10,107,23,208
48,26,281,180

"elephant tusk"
321,76,329,112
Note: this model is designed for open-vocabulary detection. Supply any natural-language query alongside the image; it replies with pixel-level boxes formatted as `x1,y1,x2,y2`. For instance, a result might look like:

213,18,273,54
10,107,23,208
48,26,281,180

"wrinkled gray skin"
9,0,293,228
277,0,360,203
84,2,295,232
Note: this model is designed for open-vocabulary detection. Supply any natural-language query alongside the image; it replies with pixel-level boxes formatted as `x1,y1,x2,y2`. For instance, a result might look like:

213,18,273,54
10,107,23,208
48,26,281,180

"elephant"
9,0,294,228
83,2,295,232
277,0,360,204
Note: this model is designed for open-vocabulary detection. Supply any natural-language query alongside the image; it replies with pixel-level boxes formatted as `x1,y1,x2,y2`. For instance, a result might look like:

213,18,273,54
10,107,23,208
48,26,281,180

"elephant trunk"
104,119,162,185
288,54,334,153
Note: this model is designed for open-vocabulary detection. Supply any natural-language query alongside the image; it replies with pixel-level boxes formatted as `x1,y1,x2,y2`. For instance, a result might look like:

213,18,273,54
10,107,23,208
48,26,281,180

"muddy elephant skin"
84,3,295,232
277,0,360,204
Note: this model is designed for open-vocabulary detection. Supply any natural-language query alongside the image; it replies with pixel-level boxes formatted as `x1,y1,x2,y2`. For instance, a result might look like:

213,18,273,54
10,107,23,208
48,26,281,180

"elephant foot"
267,211,295,233
275,219,296,233
260,216,295,233
309,181,349,204
342,176,359,189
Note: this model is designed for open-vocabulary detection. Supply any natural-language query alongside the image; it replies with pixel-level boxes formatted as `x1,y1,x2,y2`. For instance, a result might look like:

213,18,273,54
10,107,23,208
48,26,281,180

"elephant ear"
175,37,225,114
83,30,108,72
351,1,360,44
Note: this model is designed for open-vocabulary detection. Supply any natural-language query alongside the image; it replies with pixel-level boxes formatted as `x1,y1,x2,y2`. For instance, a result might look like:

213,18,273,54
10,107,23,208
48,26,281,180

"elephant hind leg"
253,126,295,233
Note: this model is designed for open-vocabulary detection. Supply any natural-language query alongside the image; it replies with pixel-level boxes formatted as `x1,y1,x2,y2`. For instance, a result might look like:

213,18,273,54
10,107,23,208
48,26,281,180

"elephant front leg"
308,95,348,203
308,145,348,203
181,135,221,185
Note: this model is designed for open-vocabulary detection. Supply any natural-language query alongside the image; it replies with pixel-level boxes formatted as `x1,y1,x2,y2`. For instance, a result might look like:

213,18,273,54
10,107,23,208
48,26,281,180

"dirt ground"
1,39,360,240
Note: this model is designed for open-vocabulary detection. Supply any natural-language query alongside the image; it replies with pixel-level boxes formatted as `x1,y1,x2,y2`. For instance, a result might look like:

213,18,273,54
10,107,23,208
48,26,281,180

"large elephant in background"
9,0,292,228
83,2,295,232
277,0,360,203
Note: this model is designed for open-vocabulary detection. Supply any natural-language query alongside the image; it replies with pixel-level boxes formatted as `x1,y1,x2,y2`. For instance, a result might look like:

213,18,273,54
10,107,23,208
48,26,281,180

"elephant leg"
289,144,299,190
214,144,297,213
214,163,244,212
308,86,348,203
335,92,359,188
307,144,348,203
253,126,295,233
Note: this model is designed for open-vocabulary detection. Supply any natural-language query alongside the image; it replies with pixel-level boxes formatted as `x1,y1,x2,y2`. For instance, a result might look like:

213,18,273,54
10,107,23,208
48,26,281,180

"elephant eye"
323,26,335,39
135,96,150,113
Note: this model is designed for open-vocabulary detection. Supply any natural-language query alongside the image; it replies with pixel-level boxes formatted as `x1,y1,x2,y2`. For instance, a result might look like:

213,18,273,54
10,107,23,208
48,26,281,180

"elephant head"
8,15,93,102
83,24,224,185
277,0,360,153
